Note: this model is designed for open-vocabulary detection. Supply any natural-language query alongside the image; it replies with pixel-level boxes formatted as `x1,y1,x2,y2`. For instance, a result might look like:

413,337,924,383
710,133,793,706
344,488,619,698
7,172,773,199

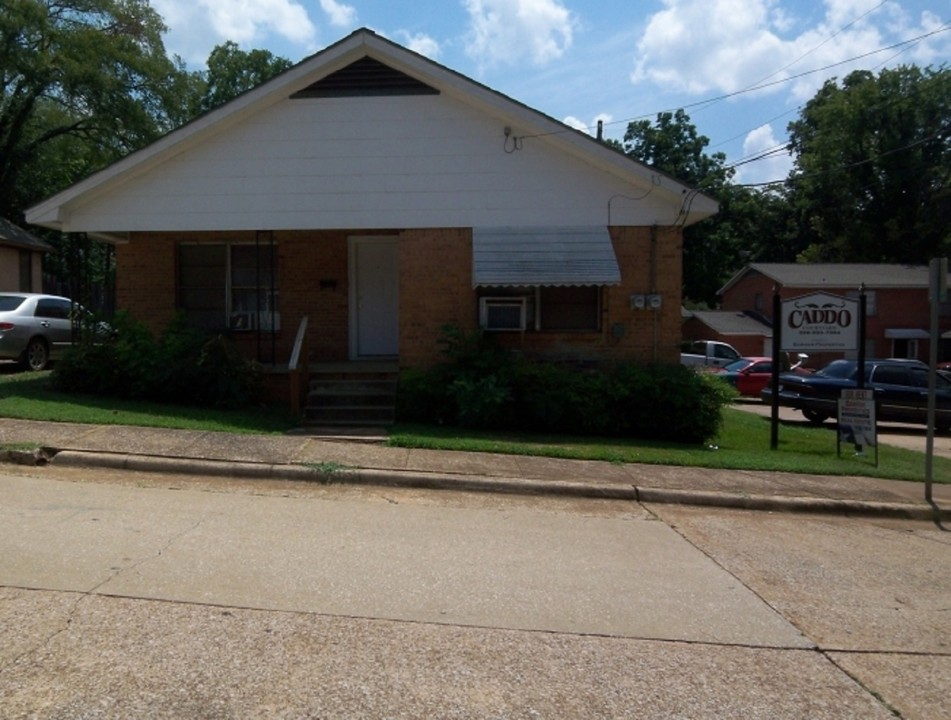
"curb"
47,450,951,521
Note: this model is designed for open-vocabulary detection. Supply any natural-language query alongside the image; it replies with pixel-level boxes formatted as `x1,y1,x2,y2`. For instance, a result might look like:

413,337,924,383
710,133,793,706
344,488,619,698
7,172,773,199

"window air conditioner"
230,311,281,332
479,297,526,331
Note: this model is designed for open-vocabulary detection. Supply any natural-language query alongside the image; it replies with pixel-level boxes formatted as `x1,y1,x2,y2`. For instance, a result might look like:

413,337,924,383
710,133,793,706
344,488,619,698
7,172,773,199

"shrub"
52,311,158,398
53,312,262,409
395,325,734,444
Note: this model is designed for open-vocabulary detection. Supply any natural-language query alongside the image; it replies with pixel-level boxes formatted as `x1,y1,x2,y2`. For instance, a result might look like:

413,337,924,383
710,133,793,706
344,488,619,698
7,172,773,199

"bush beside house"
53,312,263,409
398,326,734,444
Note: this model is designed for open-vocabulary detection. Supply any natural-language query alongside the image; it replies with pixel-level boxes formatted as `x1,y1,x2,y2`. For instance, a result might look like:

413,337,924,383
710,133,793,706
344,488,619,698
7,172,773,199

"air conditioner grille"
480,298,526,331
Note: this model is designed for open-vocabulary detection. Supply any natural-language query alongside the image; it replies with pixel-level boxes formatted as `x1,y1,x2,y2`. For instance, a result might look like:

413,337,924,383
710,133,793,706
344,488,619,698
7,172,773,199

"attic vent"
291,56,439,98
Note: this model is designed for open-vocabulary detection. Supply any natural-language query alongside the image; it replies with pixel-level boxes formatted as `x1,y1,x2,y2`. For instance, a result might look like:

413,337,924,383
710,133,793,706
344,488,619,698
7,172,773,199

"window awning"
885,328,929,339
472,227,621,287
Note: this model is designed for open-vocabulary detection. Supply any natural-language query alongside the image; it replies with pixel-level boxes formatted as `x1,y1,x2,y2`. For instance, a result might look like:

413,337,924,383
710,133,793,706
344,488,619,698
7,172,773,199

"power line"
521,23,950,142
735,123,950,188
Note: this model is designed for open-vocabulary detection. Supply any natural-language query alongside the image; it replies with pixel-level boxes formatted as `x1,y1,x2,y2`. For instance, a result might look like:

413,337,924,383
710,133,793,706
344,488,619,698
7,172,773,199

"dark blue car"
761,358,951,431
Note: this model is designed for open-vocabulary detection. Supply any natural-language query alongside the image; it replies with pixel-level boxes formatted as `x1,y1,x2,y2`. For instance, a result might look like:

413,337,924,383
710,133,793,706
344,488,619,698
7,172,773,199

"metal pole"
925,258,943,503
770,287,781,450
857,284,866,389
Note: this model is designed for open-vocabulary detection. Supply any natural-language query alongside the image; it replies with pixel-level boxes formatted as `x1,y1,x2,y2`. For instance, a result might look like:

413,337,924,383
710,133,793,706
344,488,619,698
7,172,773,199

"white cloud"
152,0,317,63
464,0,575,70
563,116,588,132
734,124,792,185
397,32,442,59
563,113,613,136
319,0,357,28
630,0,946,101
199,0,316,44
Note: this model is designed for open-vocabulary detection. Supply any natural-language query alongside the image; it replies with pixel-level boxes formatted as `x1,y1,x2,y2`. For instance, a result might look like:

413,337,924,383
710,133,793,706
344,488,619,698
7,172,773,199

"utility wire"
518,23,950,142
736,123,950,187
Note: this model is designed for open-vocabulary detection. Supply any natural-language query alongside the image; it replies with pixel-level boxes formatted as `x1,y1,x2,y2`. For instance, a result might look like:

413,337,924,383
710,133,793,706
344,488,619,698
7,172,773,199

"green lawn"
0,367,946,483
0,368,297,434
389,408,951,484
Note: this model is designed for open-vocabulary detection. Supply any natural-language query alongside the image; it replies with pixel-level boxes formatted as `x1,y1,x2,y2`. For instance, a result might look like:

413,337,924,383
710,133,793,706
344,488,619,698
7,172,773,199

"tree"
198,41,293,112
623,108,733,190
786,65,951,263
0,0,187,220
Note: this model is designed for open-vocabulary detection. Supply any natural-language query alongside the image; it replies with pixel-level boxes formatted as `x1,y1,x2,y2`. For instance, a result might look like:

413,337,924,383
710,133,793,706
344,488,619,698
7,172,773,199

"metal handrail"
288,316,309,416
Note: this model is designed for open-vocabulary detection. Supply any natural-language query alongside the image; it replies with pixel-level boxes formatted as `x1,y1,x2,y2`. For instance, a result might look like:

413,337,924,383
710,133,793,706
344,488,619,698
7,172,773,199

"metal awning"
885,328,930,339
472,227,621,287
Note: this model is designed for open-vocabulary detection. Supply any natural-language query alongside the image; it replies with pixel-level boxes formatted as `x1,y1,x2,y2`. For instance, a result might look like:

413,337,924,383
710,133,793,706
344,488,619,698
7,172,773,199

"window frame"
176,241,280,333
476,285,602,332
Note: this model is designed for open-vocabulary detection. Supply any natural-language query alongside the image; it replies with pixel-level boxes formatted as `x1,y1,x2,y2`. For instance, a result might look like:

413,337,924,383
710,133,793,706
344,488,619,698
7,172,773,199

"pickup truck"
680,340,741,368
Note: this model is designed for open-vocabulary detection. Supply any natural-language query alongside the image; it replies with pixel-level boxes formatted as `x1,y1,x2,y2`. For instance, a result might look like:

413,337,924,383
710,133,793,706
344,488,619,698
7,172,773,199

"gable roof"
719,263,935,295
26,28,717,237
0,217,53,252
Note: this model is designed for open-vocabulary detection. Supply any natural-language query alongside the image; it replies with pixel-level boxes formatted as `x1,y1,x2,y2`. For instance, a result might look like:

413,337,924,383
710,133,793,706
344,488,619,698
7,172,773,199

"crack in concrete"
0,516,207,672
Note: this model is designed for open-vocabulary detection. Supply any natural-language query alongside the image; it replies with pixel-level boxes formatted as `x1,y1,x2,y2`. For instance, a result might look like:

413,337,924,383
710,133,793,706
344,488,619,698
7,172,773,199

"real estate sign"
838,388,877,451
781,292,859,352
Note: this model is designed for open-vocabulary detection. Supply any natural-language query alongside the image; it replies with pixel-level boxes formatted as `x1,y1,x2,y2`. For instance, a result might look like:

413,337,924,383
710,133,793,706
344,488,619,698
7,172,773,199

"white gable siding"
64,93,687,232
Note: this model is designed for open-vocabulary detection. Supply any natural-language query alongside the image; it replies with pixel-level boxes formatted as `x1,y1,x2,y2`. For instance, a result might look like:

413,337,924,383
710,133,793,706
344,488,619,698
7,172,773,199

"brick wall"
116,232,178,332
398,228,475,369
118,225,686,373
483,226,684,366
117,231,353,364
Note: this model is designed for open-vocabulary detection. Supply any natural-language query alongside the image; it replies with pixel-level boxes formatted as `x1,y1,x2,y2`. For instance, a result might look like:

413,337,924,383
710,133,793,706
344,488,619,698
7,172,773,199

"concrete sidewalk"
0,417,948,519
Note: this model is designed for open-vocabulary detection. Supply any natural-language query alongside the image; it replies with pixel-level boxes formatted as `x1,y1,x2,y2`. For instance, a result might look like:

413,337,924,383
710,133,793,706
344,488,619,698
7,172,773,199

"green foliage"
786,65,951,263
622,67,951,303
621,109,757,306
199,42,293,112
622,109,733,189
53,312,262,409
396,325,732,444
0,0,186,218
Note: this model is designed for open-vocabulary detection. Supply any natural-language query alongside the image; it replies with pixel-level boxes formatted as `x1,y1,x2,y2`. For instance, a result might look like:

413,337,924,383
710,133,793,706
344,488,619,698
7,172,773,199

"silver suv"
0,294,88,371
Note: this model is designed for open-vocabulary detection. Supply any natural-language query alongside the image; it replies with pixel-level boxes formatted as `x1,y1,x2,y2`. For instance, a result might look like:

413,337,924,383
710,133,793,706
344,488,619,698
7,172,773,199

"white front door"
350,237,399,358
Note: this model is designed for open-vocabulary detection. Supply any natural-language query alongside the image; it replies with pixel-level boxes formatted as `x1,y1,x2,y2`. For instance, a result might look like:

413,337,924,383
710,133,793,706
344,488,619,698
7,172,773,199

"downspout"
650,224,658,363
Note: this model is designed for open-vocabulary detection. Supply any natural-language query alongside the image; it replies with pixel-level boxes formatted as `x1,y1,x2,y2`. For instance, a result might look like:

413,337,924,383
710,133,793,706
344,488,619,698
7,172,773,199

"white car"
0,293,92,370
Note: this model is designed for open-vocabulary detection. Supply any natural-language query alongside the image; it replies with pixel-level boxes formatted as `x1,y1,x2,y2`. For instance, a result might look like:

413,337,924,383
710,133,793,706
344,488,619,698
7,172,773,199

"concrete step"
304,370,398,426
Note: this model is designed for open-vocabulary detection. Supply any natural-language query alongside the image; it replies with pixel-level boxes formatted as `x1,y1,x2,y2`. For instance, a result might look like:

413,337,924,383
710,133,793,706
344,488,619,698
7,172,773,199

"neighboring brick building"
27,29,717,406
688,263,951,368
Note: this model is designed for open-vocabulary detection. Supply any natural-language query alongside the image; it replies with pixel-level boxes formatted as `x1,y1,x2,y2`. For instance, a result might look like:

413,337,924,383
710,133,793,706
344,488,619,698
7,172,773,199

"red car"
714,356,778,398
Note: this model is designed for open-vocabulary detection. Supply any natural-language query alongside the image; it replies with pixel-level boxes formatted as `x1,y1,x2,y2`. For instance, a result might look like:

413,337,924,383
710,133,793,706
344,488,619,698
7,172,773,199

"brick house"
27,29,716,410
0,217,51,293
690,263,951,369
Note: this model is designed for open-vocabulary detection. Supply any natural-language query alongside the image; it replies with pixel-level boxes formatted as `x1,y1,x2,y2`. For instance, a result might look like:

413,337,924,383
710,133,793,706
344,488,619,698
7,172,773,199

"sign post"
925,257,947,503
771,291,862,451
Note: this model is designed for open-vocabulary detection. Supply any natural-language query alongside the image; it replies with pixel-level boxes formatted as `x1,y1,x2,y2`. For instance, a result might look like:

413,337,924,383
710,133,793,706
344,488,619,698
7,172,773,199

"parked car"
0,293,98,371
680,340,741,368
715,354,811,398
714,357,773,397
761,358,951,431
714,357,775,397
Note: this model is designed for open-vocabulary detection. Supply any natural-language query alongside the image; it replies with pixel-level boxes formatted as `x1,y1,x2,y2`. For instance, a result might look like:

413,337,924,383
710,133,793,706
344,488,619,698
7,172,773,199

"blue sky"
151,0,949,186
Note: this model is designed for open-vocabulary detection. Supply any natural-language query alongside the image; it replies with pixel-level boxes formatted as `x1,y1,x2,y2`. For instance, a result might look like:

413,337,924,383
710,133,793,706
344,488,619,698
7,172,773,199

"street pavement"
0,414,949,718
4,465,946,718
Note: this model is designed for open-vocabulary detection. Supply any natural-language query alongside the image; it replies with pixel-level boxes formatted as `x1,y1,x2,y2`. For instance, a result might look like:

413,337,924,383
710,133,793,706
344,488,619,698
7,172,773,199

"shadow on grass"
0,370,298,434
